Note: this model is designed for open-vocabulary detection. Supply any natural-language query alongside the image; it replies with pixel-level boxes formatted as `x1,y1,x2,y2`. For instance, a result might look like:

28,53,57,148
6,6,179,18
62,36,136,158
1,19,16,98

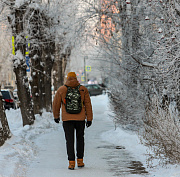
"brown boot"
77,159,85,167
68,161,75,170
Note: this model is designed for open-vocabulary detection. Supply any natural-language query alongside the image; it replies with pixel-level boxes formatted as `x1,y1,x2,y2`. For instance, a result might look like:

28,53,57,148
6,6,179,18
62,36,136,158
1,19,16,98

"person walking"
53,72,93,170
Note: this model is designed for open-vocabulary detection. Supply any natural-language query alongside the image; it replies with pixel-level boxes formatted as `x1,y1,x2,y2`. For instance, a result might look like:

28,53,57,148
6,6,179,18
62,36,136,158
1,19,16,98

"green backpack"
64,85,82,114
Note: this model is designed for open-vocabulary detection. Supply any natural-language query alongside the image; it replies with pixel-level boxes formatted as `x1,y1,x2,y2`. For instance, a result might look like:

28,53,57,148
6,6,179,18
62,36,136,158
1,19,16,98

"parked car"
13,89,20,108
84,84,105,96
13,89,18,98
1,89,17,109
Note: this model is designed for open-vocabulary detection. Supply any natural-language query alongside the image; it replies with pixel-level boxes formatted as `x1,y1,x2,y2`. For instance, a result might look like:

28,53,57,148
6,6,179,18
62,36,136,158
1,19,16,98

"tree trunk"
0,87,11,146
62,46,71,83
8,3,35,126
28,9,43,115
53,60,62,92
42,41,55,112
62,60,68,81
39,12,55,112
15,68,35,126
30,52,43,115
52,33,72,93
53,43,63,92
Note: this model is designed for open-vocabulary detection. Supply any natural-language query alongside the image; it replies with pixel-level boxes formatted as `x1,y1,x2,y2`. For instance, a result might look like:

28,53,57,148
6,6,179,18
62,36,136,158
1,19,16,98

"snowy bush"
142,96,180,164
108,78,145,131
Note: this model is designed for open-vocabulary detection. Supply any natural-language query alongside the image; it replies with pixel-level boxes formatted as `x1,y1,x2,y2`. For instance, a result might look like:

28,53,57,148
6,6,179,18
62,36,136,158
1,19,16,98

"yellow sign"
12,36,30,55
12,36,15,55
26,36,30,55
85,66,91,72
81,76,85,81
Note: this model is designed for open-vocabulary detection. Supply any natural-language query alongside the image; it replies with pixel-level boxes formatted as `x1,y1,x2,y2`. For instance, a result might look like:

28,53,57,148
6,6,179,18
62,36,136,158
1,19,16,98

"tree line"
94,0,180,164
0,0,76,146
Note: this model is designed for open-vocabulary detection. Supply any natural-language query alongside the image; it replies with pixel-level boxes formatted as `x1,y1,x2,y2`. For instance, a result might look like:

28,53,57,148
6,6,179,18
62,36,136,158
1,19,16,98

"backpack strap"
76,85,81,89
64,85,68,105
64,85,81,89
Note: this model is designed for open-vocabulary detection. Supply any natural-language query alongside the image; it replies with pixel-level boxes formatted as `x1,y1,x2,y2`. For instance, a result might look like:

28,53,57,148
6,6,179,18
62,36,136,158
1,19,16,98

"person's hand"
54,118,60,123
86,121,92,128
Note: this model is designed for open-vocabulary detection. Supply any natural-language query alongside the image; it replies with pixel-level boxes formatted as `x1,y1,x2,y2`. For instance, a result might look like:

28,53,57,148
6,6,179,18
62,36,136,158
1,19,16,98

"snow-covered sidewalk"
26,94,115,177
1,94,180,177
26,125,113,177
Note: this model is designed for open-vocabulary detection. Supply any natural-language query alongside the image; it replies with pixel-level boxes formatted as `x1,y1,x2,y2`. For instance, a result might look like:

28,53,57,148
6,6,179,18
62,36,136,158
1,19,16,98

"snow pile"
0,109,56,177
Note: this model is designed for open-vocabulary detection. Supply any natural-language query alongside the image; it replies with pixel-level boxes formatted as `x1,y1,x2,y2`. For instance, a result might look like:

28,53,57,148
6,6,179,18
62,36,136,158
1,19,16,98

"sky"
0,94,180,177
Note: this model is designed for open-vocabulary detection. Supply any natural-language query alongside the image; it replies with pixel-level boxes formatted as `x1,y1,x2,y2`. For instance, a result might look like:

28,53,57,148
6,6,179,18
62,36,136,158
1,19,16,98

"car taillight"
4,99,14,103
9,99,14,103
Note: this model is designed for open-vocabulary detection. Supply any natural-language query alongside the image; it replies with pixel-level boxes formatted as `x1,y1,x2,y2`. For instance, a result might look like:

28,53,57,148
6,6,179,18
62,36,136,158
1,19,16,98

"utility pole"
84,56,88,83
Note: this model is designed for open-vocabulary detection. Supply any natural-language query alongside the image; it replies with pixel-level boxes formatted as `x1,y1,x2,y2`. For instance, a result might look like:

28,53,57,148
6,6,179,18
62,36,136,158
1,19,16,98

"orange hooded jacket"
53,77,93,121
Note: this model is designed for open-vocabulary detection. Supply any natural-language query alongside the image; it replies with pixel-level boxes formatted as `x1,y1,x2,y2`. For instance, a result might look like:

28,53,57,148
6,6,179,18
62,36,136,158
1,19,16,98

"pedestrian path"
26,117,114,177
26,95,149,177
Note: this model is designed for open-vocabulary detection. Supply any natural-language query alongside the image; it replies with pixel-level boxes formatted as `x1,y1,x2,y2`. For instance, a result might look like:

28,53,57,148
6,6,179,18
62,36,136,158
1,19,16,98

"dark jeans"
63,120,85,161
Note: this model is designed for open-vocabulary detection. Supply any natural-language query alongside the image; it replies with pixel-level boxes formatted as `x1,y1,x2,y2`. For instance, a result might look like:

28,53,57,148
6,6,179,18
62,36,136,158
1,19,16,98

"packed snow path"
26,95,148,177
26,95,115,177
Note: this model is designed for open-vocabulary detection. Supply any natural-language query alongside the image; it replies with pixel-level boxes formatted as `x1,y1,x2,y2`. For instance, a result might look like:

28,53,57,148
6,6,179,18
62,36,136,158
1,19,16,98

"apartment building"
0,19,16,89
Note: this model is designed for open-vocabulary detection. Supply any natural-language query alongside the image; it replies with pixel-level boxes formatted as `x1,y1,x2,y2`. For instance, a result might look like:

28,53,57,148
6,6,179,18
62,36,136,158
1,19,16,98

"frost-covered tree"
91,0,180,163
26,4,56,113
0,0,96,119
6,0,35,126
139,0,180,164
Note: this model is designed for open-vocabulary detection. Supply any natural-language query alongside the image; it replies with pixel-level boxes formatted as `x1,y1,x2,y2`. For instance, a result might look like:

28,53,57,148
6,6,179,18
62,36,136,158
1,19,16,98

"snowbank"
0,109,57,176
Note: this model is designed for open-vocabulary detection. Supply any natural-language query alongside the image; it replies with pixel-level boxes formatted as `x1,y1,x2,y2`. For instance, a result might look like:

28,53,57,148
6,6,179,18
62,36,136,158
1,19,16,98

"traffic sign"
12,36,15,55
81,76,85,81
26,56,30,72
85,66,91,72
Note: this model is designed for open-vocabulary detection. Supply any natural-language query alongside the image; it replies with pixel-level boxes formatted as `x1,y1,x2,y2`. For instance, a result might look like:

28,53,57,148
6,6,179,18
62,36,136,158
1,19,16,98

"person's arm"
53,90,62,121
84,88,93,121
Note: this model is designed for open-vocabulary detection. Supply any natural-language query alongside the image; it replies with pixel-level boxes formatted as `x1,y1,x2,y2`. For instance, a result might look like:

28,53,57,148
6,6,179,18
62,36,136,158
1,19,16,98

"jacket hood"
65,77,80,88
